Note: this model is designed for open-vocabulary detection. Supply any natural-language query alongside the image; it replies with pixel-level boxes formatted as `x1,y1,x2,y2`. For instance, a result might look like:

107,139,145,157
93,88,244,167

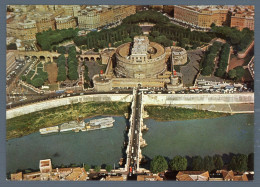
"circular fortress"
115,36,166,78
171,46,187,65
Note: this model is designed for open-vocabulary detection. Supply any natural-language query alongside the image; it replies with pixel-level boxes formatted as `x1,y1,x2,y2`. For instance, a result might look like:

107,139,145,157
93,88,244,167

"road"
128,88,142,174
6,90,133,109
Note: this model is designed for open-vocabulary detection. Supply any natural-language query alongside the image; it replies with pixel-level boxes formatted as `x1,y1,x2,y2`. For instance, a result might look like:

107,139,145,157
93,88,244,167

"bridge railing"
136,91,144,172
124,88,137,171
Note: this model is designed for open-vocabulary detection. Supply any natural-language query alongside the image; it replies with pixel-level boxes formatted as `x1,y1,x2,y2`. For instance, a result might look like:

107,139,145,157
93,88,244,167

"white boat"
39,126,59,134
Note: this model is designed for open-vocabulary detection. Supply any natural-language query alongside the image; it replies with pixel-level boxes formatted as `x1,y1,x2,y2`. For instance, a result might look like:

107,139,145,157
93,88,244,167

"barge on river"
39,117,115,134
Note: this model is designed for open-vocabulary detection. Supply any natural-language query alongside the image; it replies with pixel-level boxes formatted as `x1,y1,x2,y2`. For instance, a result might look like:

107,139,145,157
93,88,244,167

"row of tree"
148,32,173,47
57,54,67,82
228,66,246,81
200,41,222,76
56,46,79,82
67,46,79,80
73,24,142,49
215,43,230,78
83,64,91,88
150,153,253,174
36,28,78,51
55,46,67,54
211,26,254,52
151,24,213,49
83,164,113,173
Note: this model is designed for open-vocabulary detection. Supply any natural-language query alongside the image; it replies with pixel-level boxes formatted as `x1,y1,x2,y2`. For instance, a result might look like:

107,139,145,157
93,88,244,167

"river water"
6,114,254,174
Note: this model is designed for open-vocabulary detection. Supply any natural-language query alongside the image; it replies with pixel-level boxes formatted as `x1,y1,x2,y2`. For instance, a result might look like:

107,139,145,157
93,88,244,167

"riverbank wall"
6,93,254,119
142,93,254,105
6,94,133,119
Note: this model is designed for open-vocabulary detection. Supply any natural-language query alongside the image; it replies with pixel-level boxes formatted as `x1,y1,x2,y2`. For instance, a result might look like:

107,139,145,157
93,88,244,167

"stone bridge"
125,88,147,174
12,50,102,63
79,53,101,62
13,50,67,62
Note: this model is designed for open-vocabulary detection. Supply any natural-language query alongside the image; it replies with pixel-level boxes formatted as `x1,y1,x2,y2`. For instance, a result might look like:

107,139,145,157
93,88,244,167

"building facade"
36,17,55,32
7,20,37,41
6,51,17,74
78,10,101,29
78,5,136,30
115,36,166,78
230,12,254,31
55,16,76,30
174,5,229,29
93,36,183,91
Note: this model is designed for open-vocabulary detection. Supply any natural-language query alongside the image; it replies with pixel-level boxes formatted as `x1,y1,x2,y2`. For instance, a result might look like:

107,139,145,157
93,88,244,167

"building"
174,5,230,29
55,16,76,30
39,159,52,173
115,36,166,78
36,16,55,32
10,172,23,181
78,5,136,30
78,10,101,29
176,171,210,181
217,170,248,181
6,51,17,74
64,167,89,181
137,175,163,181
18,20,38,40
23,172,42,181
10,159,89,181
230,10,254,31
105,175,125,181
93,36,183,91
171,46,188,66
7,20,37,41
55,5,83,17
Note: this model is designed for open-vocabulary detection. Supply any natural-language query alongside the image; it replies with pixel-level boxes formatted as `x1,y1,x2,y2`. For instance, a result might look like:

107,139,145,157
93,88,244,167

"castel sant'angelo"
93,36,187,91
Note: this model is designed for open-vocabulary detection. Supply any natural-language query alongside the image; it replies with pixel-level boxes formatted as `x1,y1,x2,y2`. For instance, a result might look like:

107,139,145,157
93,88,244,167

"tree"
213,155,224,170
201,66,212,76
94,166,101,172
7,43,17,50
229,156,237,171
151,31,160,38
228,69,236,79
170,155,187,171
210,23,216,28
234,66,245,80
84,164,91,172
21,75,26,81
248,153,254,171
31,78,44,87
57,46,66,54
236,154,248,172
192,156,203,171
150,155,168,173
203,156,215,172
105,165,113,172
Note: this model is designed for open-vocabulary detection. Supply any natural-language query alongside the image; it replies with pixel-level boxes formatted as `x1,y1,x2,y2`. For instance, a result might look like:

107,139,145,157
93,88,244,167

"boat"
60,120,85,132
39,126,59,134
86,117,115,131
40,117,115,135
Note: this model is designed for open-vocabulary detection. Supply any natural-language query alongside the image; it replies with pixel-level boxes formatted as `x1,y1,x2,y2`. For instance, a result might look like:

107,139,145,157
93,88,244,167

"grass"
7,102,230,140
145,105,230,121
6,102,130,140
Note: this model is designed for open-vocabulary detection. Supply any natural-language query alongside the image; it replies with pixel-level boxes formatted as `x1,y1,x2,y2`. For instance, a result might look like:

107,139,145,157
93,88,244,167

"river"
6,114,254,174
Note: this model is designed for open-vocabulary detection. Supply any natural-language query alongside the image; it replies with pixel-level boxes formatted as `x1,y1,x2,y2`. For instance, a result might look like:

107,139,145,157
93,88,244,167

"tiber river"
6,114,254,174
